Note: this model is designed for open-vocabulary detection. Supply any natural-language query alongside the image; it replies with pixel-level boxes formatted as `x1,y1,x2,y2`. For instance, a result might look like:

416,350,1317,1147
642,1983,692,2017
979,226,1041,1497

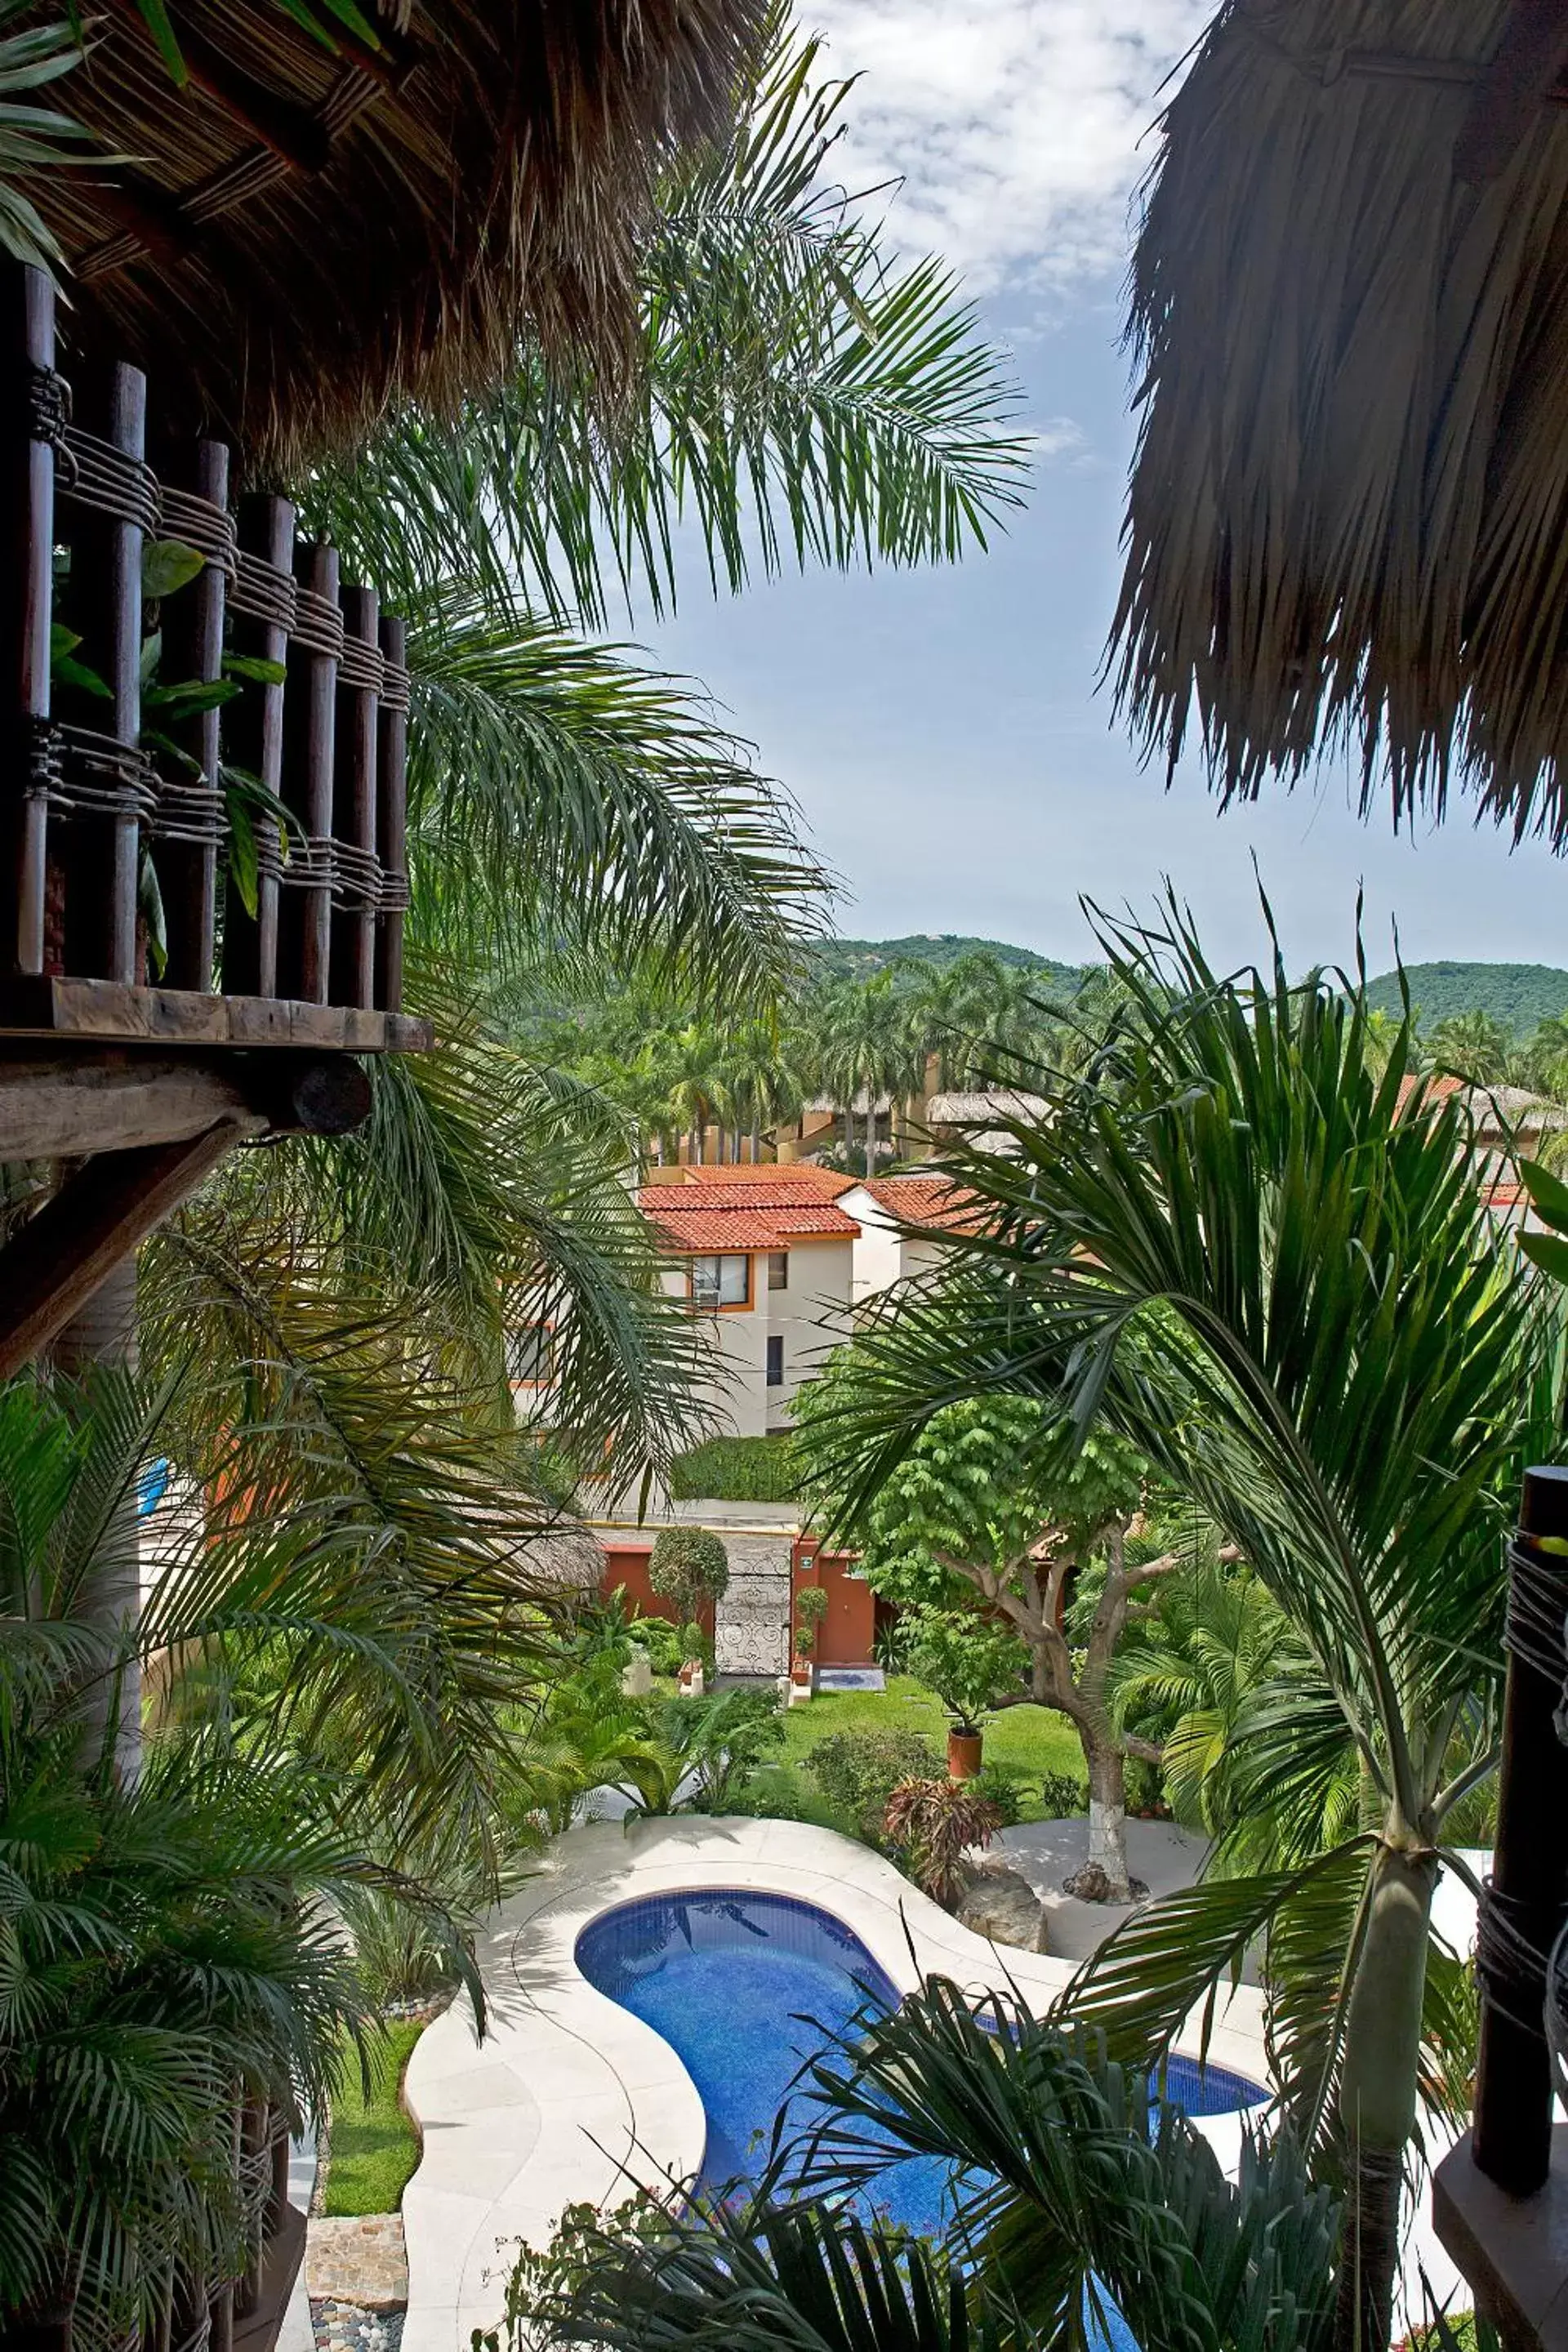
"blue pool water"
574,1887,1266,2235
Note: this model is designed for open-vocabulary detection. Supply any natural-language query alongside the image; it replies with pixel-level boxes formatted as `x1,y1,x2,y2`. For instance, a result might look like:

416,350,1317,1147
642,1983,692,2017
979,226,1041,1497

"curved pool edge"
399,1815,1272,2352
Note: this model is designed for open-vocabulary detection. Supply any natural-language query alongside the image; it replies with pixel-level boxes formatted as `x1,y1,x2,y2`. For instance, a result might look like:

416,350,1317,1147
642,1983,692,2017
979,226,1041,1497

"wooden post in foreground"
1473,1463,1568,2194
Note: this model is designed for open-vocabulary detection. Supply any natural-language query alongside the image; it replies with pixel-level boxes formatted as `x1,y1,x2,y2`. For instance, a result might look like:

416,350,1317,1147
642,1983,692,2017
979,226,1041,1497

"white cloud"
808,0,1212,293
1023,415,1093,464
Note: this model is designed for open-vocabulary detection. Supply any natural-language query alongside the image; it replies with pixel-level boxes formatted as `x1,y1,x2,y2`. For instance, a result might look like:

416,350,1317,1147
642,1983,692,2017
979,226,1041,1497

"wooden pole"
1472,1463,1568,2193
156,439,228,991
375,613,407,1014
333,583,378,1009
0,264,55,978
281,541,337,1004
65,362,145,984
224,495,293,999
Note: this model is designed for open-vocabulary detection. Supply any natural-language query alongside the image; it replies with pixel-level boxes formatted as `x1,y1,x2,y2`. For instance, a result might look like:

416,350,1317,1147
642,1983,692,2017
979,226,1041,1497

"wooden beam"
1455,0,1568,180
0,1125,242,1379
0,974,431,1051
0,1048,371,1160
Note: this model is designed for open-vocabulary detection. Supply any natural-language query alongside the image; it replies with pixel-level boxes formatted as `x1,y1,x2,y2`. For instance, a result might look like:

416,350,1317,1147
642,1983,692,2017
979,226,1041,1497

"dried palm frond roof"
1112,0,1568,845
36,0,765,466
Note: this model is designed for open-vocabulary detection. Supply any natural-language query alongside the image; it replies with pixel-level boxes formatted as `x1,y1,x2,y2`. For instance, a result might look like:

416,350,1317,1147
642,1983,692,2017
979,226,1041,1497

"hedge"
667,1435,803,1503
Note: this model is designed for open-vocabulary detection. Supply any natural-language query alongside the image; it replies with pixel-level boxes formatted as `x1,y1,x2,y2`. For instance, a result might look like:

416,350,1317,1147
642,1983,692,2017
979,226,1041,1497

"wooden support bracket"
0,1125,245,1378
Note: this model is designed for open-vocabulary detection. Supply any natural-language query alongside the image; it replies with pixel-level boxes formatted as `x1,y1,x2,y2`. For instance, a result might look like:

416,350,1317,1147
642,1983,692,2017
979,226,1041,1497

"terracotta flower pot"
947,1727,982,1780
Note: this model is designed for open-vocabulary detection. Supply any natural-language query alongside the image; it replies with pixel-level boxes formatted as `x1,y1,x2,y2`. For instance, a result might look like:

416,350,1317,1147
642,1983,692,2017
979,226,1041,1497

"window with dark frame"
768,1251,789,1290
766,1335,784,1387
690,1253,751,1311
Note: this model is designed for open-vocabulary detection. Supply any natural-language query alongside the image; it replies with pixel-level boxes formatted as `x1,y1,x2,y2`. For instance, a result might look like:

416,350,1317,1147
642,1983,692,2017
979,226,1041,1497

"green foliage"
0,7,98,275
1363,960,1568,1038
1039,1767,1090,1818
881,1776,1004,1905
798,1375,1142,1606
966,1761,1022,1828
899,1604,1024,1732
647,1526,730,1623
630,1615,684,1677
803,1726,943,1838
322,2020,425,2217
667,1434,802,1501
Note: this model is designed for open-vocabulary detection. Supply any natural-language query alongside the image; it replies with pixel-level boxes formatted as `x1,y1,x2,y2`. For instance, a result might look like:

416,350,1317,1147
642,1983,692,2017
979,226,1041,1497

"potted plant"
676,1621,707,1697
901,1606,1022,1780
792,1582,829,1695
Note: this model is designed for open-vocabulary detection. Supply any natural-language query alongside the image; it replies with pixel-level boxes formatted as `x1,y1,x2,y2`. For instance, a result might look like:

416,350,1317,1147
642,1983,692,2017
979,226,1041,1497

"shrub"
668,1436,802,1503
1124,1755,1169,1818
804,1728,942,1839
968,1762,1022,1828
882,1777,1004,1906
648,1526,729,1624
1039,1768,1090,1819
900,1604,1023,1732
635,1617,685,1677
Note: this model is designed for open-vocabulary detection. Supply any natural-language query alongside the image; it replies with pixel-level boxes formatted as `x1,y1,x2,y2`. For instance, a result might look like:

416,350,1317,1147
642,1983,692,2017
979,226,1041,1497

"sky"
648,0,1568,979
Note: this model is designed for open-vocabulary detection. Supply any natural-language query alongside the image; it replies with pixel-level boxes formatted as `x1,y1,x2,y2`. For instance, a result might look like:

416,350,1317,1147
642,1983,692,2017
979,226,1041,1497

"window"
766,1336,784,1387
506,1324,554,1385
768,1250,789,1291
690,1254,751,1311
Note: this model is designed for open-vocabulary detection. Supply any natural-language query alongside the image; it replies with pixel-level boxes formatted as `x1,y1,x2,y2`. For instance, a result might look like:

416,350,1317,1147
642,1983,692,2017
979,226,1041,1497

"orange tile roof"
861,1175,985,1232
644,1164,858,1208
642,1201,861,1252
1395,1071,1464,1114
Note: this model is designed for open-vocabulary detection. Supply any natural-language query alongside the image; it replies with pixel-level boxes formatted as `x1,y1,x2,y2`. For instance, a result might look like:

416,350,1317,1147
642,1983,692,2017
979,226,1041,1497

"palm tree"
812,975,924,1174
802,901,1559,2352
129,8,1028,1526
1423,1009,1512,1085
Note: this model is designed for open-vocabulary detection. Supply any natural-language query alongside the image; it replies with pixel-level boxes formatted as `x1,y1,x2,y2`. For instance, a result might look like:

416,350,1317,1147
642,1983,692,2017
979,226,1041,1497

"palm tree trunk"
52,1258,141,1784
1333,1842,1437,2352
751,1116,760,1163
864,1107,875,1178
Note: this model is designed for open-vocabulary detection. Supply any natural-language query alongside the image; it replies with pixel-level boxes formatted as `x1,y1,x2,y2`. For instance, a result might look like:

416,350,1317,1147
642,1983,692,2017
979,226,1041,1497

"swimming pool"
574,1886,1266,2227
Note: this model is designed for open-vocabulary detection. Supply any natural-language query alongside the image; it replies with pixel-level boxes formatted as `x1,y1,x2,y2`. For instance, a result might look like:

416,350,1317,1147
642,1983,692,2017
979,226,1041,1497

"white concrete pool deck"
399,1814,1271,2352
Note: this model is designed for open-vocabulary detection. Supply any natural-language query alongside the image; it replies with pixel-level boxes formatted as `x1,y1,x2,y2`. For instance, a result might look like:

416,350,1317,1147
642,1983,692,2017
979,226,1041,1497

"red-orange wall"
598,1535,879,1666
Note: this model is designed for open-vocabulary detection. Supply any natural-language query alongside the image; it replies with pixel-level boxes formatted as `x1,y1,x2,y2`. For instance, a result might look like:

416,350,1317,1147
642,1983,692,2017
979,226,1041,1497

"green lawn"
322,2019,425,2216
760,1675,1084,1832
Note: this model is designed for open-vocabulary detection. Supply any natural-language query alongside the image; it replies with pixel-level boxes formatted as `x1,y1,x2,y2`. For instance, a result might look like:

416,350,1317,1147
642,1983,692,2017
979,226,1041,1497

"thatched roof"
1112,0,1568,844
38,0,764,467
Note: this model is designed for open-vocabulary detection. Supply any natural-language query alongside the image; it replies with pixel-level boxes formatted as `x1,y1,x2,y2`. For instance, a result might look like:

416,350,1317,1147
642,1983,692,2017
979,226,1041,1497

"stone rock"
956,1862,1049,1953
1061,1862,1150,1904
306,2216,408,2312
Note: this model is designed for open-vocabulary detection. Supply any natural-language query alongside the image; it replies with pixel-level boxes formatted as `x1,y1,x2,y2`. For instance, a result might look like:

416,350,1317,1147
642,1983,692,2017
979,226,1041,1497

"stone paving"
306,2216,408,2310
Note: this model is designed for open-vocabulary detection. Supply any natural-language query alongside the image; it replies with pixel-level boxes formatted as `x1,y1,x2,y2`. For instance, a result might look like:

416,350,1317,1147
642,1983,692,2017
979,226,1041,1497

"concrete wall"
765,1236,852,1428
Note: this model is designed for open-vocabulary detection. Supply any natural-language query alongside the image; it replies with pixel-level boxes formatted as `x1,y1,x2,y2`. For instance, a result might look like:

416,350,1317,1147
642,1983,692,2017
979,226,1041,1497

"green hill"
813,933,1080,987
1363,961,1568,1037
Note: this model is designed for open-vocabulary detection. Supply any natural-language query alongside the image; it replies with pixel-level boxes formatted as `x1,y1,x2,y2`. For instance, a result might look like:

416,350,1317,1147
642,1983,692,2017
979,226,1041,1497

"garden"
0,0,1557,2349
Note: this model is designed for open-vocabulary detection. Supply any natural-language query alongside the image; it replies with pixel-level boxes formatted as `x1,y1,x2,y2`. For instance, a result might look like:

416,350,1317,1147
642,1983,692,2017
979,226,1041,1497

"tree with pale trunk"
797,1374,1175,1901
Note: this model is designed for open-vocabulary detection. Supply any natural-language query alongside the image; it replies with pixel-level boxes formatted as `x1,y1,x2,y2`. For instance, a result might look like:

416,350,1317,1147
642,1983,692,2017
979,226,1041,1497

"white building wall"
661,1256,771,1437
840,1187,905,1303
764,1236,853,1428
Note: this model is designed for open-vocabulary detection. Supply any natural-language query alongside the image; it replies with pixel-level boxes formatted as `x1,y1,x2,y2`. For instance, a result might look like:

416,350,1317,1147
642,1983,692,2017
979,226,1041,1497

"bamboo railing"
0,262,418,1050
